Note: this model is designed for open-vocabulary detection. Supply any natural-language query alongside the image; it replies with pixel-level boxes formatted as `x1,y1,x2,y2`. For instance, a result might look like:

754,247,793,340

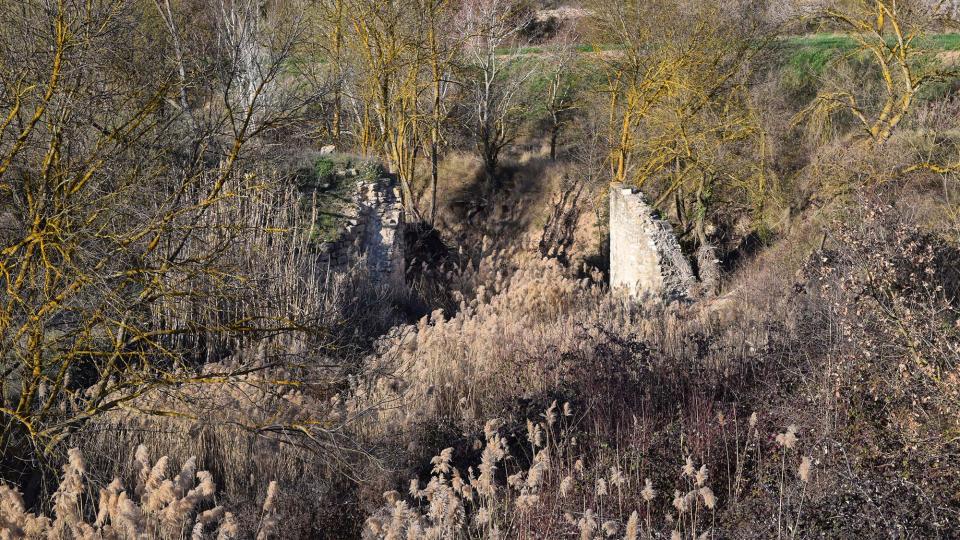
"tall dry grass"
361,403,816,540
60,168,414,538
350,187,960,537
51,183,959,538
0,444,279,540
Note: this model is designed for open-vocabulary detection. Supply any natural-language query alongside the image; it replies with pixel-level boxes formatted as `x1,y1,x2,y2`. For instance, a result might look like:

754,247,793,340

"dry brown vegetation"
2,0,960,538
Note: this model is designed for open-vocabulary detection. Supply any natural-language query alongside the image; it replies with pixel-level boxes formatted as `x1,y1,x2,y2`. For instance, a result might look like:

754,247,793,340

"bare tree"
215,0,315,136
420,0,461,226
345,0,426,214
794,0,960,147
0,0,318,469
589,0,774,291
153,0,202,139
542,27,581,161
312,0,349,143
460,0,536,193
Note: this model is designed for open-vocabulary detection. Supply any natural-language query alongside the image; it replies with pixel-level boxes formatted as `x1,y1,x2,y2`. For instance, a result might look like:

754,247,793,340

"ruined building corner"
609,185,696,301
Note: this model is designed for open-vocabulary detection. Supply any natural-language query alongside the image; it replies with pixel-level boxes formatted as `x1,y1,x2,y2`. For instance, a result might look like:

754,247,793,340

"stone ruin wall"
317,175,405,286
609,186,696,300
316,180,696,298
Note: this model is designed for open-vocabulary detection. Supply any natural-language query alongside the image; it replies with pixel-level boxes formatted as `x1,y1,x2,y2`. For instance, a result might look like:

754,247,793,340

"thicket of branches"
0,0,334,492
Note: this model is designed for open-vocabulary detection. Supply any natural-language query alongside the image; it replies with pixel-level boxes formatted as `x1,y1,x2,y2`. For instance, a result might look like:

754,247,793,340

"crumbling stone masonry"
609,186,695,300
318,175,405,285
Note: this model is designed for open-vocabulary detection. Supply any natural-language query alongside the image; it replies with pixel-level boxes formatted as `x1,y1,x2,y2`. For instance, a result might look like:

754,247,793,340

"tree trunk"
696,242,721,297
430,140,439,226
484,158,497,195
482,138,499,196
550,124,559,161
